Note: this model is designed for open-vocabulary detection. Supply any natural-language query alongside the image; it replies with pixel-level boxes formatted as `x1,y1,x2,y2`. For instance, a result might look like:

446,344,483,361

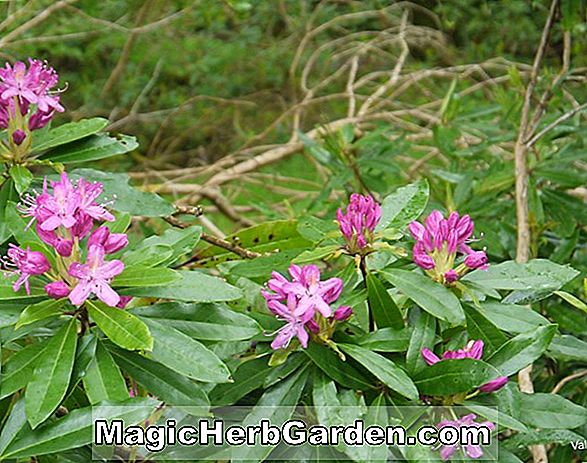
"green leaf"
518,393,587,429
119,270,241,302
25,319,78,429
131,302,261,341
0,341,48,399
406,308,436,375
304,342,372,391
0,398,27,457
41,133,137,163
32,118,108,152
140,318,231,383
5,201,51,253
376,179,429,231
292,245,340,265
69,168,174,217
339,343,418,400
209,358,270,405
463,403,528,432
366,272,404,330
357,327,411,352
463,259,579,291
109,347,209,408
487,324,557,376
382,269,465,325
137,226,201,265
414,359,495,396
362,395,390,463
231,366,308,463
548,335,587,361
464,304,507,355
476,302,549,334
82,341,129,404
15,299,66,329
555,290,587,314
264,353,307,387
112,265,181,287
121,244,174,267
67,333,98,394
87,301,153,351
0,179,18,244
8,165,33,195
1,398,158,460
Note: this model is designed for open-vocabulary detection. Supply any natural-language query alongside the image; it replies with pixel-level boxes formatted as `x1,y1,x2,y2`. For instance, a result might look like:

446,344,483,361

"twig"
525,102,587,148
514,2,559,462
551,370,587,394
164,215,261,260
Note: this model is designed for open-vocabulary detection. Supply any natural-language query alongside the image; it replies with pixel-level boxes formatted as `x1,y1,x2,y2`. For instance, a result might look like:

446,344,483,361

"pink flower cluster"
436,414,495,460
3,172,130,308
0,59,64,145
262,264,351,350
422,340,508,394
409,210,488,284
336,193,381,252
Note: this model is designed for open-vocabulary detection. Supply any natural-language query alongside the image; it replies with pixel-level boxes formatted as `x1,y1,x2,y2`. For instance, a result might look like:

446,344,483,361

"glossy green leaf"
15,299,66,329
0,179,18,245
414,359,495,396
463,403,527,432
41,133,137,163
464,304,507,355
82,341,129,404
8,165,33,195
87,301,153,351
121,244,174,267
109,347,209,408
476,302,549,334
487,324,557,376
555,290,587,314
0,341,47,399
339,343,418,399
112,265,181,287
209,358,270,406
32,118,108,152
518,393,587,429
69,168,174,217
137,226,201,265
357,327,411,352
406,308,436,375
366,272,404,330
304,342,372,391
1,398,158,459
141,317,231,383
383,269,465,325
119,270,241,302
463,259,579,291
132,302,261,341
376,179,429,231
548,335,587,361
25,319,78,428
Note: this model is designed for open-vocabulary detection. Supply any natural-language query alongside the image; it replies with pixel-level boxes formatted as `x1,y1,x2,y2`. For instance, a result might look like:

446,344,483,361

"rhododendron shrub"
0,59,585,463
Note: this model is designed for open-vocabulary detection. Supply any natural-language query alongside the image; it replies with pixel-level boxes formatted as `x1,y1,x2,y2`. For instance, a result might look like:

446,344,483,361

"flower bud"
444,269,459,283
464,250,488,269
116,296,133,309
306,318,320,334
333,305,352,321
421,347,441,365
45,281,71,299
479,376,508,393
12,129,26,145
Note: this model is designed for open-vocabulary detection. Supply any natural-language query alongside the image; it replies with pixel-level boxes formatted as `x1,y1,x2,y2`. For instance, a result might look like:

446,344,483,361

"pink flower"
88,226,128,254
479,376,508,393
12,129,26,145
116,296,133,309
36,225,73,257
2,244,50,294
68,245,124,307
336,193,381,251
421,347,441,366
436,414,495,460
45,281,71,299
409,210,487,284
268,294,314,349
0,59,64,132
39,173,78,231
442,340,484,360
76,178,115,222
263,264,343,318
333,305,352,321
